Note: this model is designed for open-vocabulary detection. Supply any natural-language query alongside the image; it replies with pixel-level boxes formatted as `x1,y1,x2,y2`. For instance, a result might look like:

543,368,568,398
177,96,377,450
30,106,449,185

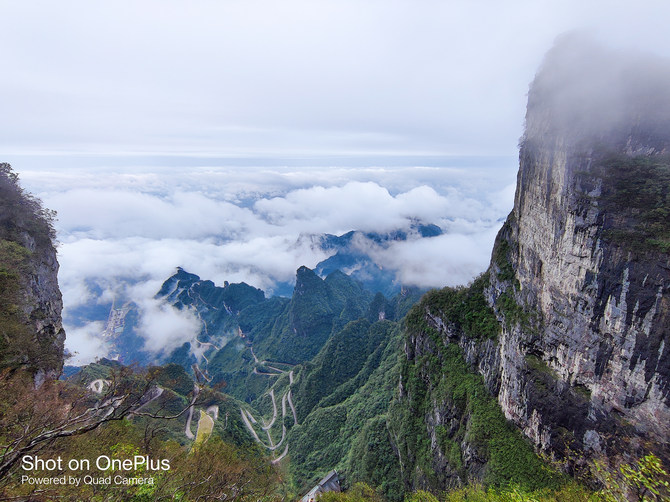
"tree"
0,366,196,481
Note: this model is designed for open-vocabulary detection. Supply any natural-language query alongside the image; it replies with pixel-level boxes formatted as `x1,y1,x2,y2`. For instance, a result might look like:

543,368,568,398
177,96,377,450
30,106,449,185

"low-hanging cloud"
46,189,265,240
64,321,108,366
25,164,517,365
369,227,503,288
136,296,202,358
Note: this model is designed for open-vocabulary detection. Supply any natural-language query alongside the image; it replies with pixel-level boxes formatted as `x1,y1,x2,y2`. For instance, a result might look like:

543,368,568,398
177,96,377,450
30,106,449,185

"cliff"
391,36,670,492
491,36,670,463
0,164,65,383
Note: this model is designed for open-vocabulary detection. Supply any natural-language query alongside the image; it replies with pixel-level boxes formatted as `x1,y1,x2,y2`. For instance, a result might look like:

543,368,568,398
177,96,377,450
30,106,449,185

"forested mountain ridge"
148,263,423,498
151,264,382,400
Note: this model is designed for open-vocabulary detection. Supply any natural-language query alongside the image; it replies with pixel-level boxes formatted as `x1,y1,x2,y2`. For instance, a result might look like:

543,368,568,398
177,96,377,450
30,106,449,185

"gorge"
1,35,669,501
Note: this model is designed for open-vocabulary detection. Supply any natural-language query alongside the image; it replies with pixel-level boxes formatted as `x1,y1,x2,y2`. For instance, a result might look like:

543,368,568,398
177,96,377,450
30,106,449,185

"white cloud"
371,226,503,288
136,297,201,358
64,321,109,366
2,1,670,158
24,162,519,364
50,168,514,331
46,189,263,240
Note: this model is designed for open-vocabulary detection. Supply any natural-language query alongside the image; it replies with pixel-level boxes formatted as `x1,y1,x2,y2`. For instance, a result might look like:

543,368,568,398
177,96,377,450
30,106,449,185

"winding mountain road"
181,310,299,463
261,390,278,430
237,342,299,463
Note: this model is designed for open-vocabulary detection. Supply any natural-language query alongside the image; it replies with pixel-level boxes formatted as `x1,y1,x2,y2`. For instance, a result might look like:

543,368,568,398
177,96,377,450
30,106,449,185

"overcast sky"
2,0,670,364
2,0,669,159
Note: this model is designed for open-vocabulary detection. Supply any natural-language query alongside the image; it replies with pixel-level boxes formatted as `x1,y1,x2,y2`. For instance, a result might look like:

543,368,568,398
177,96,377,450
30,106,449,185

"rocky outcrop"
20,222,65,385
0,164,65,383
393,36,670,492
489,36,670,464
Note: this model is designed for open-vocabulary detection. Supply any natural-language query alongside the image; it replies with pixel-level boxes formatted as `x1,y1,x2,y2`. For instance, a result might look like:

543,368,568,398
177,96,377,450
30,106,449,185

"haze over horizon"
2,1,669,364
3,1,670,160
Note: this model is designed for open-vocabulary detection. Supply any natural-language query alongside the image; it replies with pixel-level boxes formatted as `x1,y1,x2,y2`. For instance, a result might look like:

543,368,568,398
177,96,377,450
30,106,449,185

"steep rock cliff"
491,37,670,462
0,164,65,383
392,36,670,492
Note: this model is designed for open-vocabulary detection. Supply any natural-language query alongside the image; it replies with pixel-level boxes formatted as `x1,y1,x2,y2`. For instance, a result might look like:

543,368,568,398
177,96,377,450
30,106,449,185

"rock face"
392,37,670,492
0,164,65,383
21,220,65,385
492,36,670,462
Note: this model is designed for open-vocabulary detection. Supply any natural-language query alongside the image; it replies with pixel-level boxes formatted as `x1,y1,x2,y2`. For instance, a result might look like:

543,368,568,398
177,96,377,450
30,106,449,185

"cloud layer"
5,2,668,364
2,1,670,159
19,164,516,364
47,169,516,301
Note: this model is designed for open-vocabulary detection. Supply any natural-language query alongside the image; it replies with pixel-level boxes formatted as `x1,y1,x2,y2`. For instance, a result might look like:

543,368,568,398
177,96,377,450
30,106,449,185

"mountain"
0,164,65,384
285,285,423,499
148,265,380,403
0,172,282,500
389,35,670,494
61,222,439,362
315,223,442,297
143,263,424,497
68,358,259,450
251,266,374,363
287,319,405,498
92,220,440,367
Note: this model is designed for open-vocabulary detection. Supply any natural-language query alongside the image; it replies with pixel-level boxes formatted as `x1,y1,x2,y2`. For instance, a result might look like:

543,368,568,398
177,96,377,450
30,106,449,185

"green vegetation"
318,482,384,501
490,228,536,332
0,240,34,369
492,236,516,284
0,362,282,500
403,453,670,501
318,480,592,501
148,363,194,396
594,453,670,502
293,319,390,421
300,453,670,501
0,164,60,373
288,323,404,500
0,163,56,248
524,355,557,379
593,154,670,253
392,340,561,491
406,273,499,342
419,482,592,501
252,267,374,365
495,290,537,331
390,278,563,495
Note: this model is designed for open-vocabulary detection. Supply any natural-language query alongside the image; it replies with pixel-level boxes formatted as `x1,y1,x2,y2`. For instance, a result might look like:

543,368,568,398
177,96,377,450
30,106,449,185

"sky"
2,0,670,364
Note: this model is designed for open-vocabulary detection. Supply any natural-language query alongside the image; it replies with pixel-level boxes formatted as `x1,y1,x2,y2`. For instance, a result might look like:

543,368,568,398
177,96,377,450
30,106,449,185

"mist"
525,33,670,148
32,164,515,365
4,1,670,365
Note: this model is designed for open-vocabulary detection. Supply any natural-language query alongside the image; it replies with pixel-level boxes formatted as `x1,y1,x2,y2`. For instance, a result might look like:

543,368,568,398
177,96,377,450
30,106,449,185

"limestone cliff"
392,36,670,492
0,164,65,383
491,36,670,462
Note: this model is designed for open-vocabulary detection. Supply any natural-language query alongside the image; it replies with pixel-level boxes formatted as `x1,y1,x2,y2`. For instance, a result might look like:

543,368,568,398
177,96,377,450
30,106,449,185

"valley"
1,35,670,502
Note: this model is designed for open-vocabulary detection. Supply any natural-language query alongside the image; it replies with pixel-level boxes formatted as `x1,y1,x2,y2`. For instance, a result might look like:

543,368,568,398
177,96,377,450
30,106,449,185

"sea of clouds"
19,159,516,364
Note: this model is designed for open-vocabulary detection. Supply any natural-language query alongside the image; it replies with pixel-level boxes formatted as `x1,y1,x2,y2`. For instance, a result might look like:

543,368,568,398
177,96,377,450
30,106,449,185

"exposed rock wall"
0,164,65,383
19,220,65,384
490,37,670,463
392,37,670,492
